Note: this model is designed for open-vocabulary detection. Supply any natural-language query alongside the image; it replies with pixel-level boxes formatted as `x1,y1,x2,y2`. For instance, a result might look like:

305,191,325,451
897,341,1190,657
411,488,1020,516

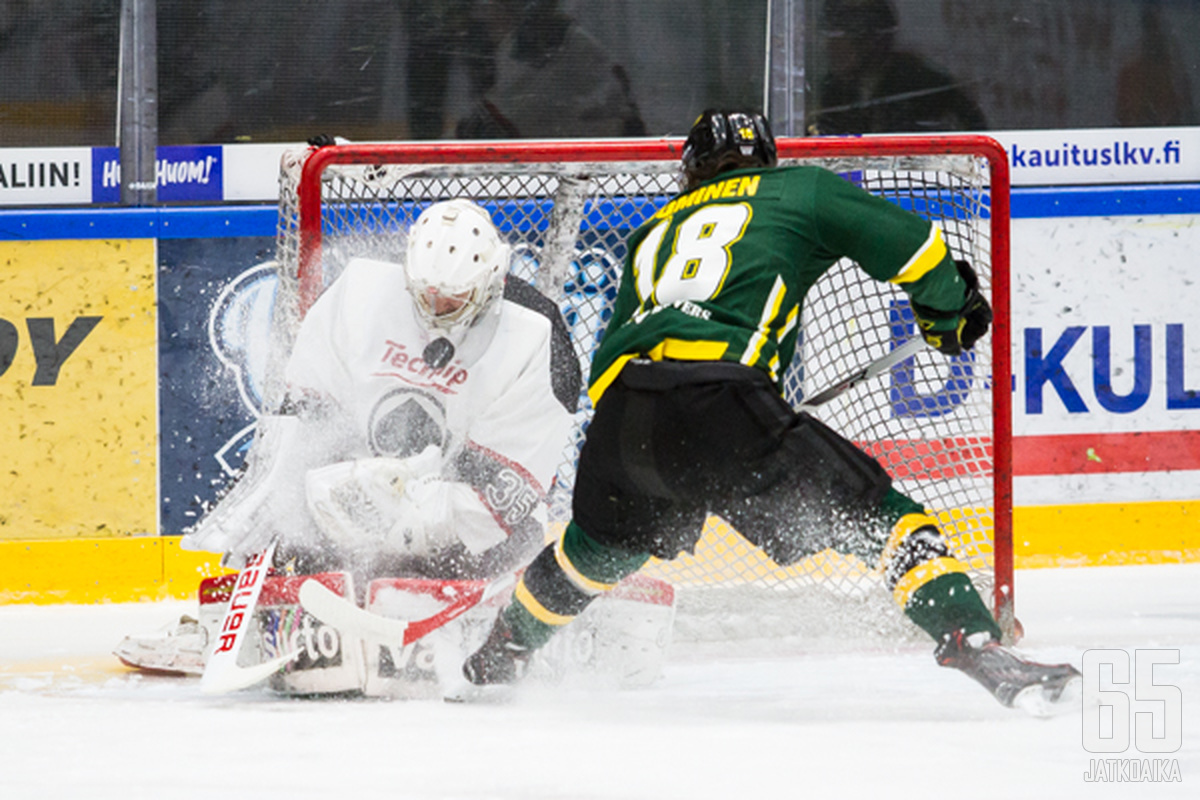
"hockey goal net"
274,136,1013,644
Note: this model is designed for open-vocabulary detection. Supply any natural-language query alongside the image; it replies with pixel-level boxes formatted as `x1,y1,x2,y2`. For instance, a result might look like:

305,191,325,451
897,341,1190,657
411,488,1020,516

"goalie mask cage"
275,136,1014,644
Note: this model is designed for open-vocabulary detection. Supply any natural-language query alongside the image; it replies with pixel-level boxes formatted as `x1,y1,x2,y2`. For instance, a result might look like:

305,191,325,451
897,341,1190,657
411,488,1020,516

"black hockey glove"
911,260,992,356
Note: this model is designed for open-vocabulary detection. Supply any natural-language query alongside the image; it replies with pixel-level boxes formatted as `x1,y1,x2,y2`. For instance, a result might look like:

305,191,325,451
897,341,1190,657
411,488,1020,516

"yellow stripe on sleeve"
741,275,787,369
890,225,948,285
779,304,799,341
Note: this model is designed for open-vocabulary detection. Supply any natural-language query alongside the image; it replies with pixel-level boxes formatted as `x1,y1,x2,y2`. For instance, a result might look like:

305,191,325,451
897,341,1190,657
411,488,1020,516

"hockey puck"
423,337,456,369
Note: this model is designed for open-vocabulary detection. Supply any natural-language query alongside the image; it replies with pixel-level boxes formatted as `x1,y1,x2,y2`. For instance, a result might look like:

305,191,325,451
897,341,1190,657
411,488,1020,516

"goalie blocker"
115,570,676,697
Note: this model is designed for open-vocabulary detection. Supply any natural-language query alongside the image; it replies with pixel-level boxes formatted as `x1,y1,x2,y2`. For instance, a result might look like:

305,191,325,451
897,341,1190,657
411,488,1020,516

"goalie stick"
298,574,516,645
200,541,302,695
795,336,928,411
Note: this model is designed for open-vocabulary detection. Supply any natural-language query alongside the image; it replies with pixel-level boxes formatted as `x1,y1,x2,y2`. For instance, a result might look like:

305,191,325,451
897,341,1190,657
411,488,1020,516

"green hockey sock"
904,571,1003,642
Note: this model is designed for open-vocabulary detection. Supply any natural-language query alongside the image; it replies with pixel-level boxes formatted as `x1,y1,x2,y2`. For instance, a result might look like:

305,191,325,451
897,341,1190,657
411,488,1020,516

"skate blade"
1012,674,1083,718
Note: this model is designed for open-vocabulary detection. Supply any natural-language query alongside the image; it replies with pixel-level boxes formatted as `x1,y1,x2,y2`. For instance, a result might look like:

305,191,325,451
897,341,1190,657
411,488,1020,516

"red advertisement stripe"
1012,430,1200,476
859,438,993,481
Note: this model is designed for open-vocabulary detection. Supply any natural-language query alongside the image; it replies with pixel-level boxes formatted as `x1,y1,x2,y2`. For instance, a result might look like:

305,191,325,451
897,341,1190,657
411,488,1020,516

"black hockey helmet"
681,109,777,189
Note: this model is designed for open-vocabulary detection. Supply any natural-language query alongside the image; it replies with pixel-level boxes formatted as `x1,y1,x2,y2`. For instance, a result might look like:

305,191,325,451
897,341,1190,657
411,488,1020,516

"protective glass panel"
0,1,120,146
156,0,769,145
805,0,1200,134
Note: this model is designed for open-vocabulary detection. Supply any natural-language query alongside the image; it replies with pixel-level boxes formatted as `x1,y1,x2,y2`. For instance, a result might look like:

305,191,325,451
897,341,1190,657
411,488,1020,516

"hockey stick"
795,336,928,411
298,574,516,645
200,541,302,695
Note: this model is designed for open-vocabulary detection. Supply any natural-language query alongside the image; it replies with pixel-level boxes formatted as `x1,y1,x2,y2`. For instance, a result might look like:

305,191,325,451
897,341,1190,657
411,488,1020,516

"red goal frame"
289,135,1014,633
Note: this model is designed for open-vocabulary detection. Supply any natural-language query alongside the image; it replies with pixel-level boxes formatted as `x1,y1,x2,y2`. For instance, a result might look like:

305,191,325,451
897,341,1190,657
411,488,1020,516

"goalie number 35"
485,468,539,527
634,203,751,307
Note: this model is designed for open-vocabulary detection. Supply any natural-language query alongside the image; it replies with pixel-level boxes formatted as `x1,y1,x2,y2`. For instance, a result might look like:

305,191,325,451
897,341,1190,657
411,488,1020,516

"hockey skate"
936,630,1082,717
113,615,208,676
462,613,531,686
445,614,531,703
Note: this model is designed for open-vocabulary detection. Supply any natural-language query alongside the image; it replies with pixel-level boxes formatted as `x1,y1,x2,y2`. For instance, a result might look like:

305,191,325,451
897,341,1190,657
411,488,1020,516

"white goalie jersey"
185,256,580,578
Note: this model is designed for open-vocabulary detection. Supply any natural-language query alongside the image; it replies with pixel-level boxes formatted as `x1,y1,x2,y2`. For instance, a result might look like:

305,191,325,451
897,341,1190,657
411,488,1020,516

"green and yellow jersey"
588,164,968,403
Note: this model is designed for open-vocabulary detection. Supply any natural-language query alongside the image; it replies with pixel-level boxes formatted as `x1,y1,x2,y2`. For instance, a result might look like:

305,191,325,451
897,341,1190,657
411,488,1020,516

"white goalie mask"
405,199,510,342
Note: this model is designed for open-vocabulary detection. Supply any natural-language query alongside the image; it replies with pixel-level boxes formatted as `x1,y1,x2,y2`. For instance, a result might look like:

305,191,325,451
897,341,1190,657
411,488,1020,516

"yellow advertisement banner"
0,239,157,540
0,537,230,605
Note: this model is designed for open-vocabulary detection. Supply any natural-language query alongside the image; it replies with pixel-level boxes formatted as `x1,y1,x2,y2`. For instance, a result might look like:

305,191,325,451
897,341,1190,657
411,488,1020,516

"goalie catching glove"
910,260,993,356
305,445,452,558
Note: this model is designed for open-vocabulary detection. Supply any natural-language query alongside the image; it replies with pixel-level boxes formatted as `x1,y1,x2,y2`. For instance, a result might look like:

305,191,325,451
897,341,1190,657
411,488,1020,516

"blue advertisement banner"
92,146,224,204
157,236,276,534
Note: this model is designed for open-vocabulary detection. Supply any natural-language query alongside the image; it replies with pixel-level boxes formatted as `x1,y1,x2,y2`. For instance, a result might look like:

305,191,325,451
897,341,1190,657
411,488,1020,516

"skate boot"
462,613,531,687
114,615,208,676
936,629,1082,717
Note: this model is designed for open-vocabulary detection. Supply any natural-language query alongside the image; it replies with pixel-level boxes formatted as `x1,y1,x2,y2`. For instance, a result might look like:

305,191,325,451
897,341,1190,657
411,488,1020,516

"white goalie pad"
116,570,676,697
113,615,209,676
532,574,677,690
254,572,367,696
362,577,509,699
359,573,678,697
113,573,242,677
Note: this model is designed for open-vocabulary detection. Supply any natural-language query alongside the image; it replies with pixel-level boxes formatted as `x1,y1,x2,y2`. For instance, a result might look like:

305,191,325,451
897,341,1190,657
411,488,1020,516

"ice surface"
1,564,1197,799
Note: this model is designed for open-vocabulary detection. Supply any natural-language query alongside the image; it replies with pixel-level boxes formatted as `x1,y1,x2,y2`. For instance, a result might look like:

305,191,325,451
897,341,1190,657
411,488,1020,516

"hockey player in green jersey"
462,109,1080,712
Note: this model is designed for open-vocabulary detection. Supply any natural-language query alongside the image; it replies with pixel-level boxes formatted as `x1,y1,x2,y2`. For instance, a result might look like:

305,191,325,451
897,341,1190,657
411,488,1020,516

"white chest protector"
186,257,578,573
288,257,577,559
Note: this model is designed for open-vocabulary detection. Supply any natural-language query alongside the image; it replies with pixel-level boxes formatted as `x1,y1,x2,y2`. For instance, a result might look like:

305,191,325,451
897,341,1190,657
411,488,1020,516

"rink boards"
2,185,1199,602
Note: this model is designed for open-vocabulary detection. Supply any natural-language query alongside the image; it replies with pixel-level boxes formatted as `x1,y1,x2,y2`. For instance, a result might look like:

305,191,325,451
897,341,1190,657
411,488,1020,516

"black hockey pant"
573,359,896,565
506,359,993,650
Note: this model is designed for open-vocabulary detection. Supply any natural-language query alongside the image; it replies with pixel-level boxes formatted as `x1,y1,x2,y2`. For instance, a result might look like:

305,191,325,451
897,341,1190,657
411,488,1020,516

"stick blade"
200,650,301,695
299,578,410,642
797,337,927,410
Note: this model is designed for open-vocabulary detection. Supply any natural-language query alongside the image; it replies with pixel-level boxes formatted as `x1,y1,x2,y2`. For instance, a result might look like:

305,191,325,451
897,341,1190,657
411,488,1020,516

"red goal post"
276,135,1014,642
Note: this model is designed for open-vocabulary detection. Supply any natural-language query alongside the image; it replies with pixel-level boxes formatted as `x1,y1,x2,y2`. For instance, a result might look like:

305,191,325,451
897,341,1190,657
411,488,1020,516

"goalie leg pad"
362,577,507,699
112,573,235,676
113,615,209,676
255,572,367,696
532,574,676,689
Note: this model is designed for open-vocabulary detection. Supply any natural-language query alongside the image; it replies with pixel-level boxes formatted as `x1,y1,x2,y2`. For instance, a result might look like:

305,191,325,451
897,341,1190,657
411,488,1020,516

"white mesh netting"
275,141,1007,645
